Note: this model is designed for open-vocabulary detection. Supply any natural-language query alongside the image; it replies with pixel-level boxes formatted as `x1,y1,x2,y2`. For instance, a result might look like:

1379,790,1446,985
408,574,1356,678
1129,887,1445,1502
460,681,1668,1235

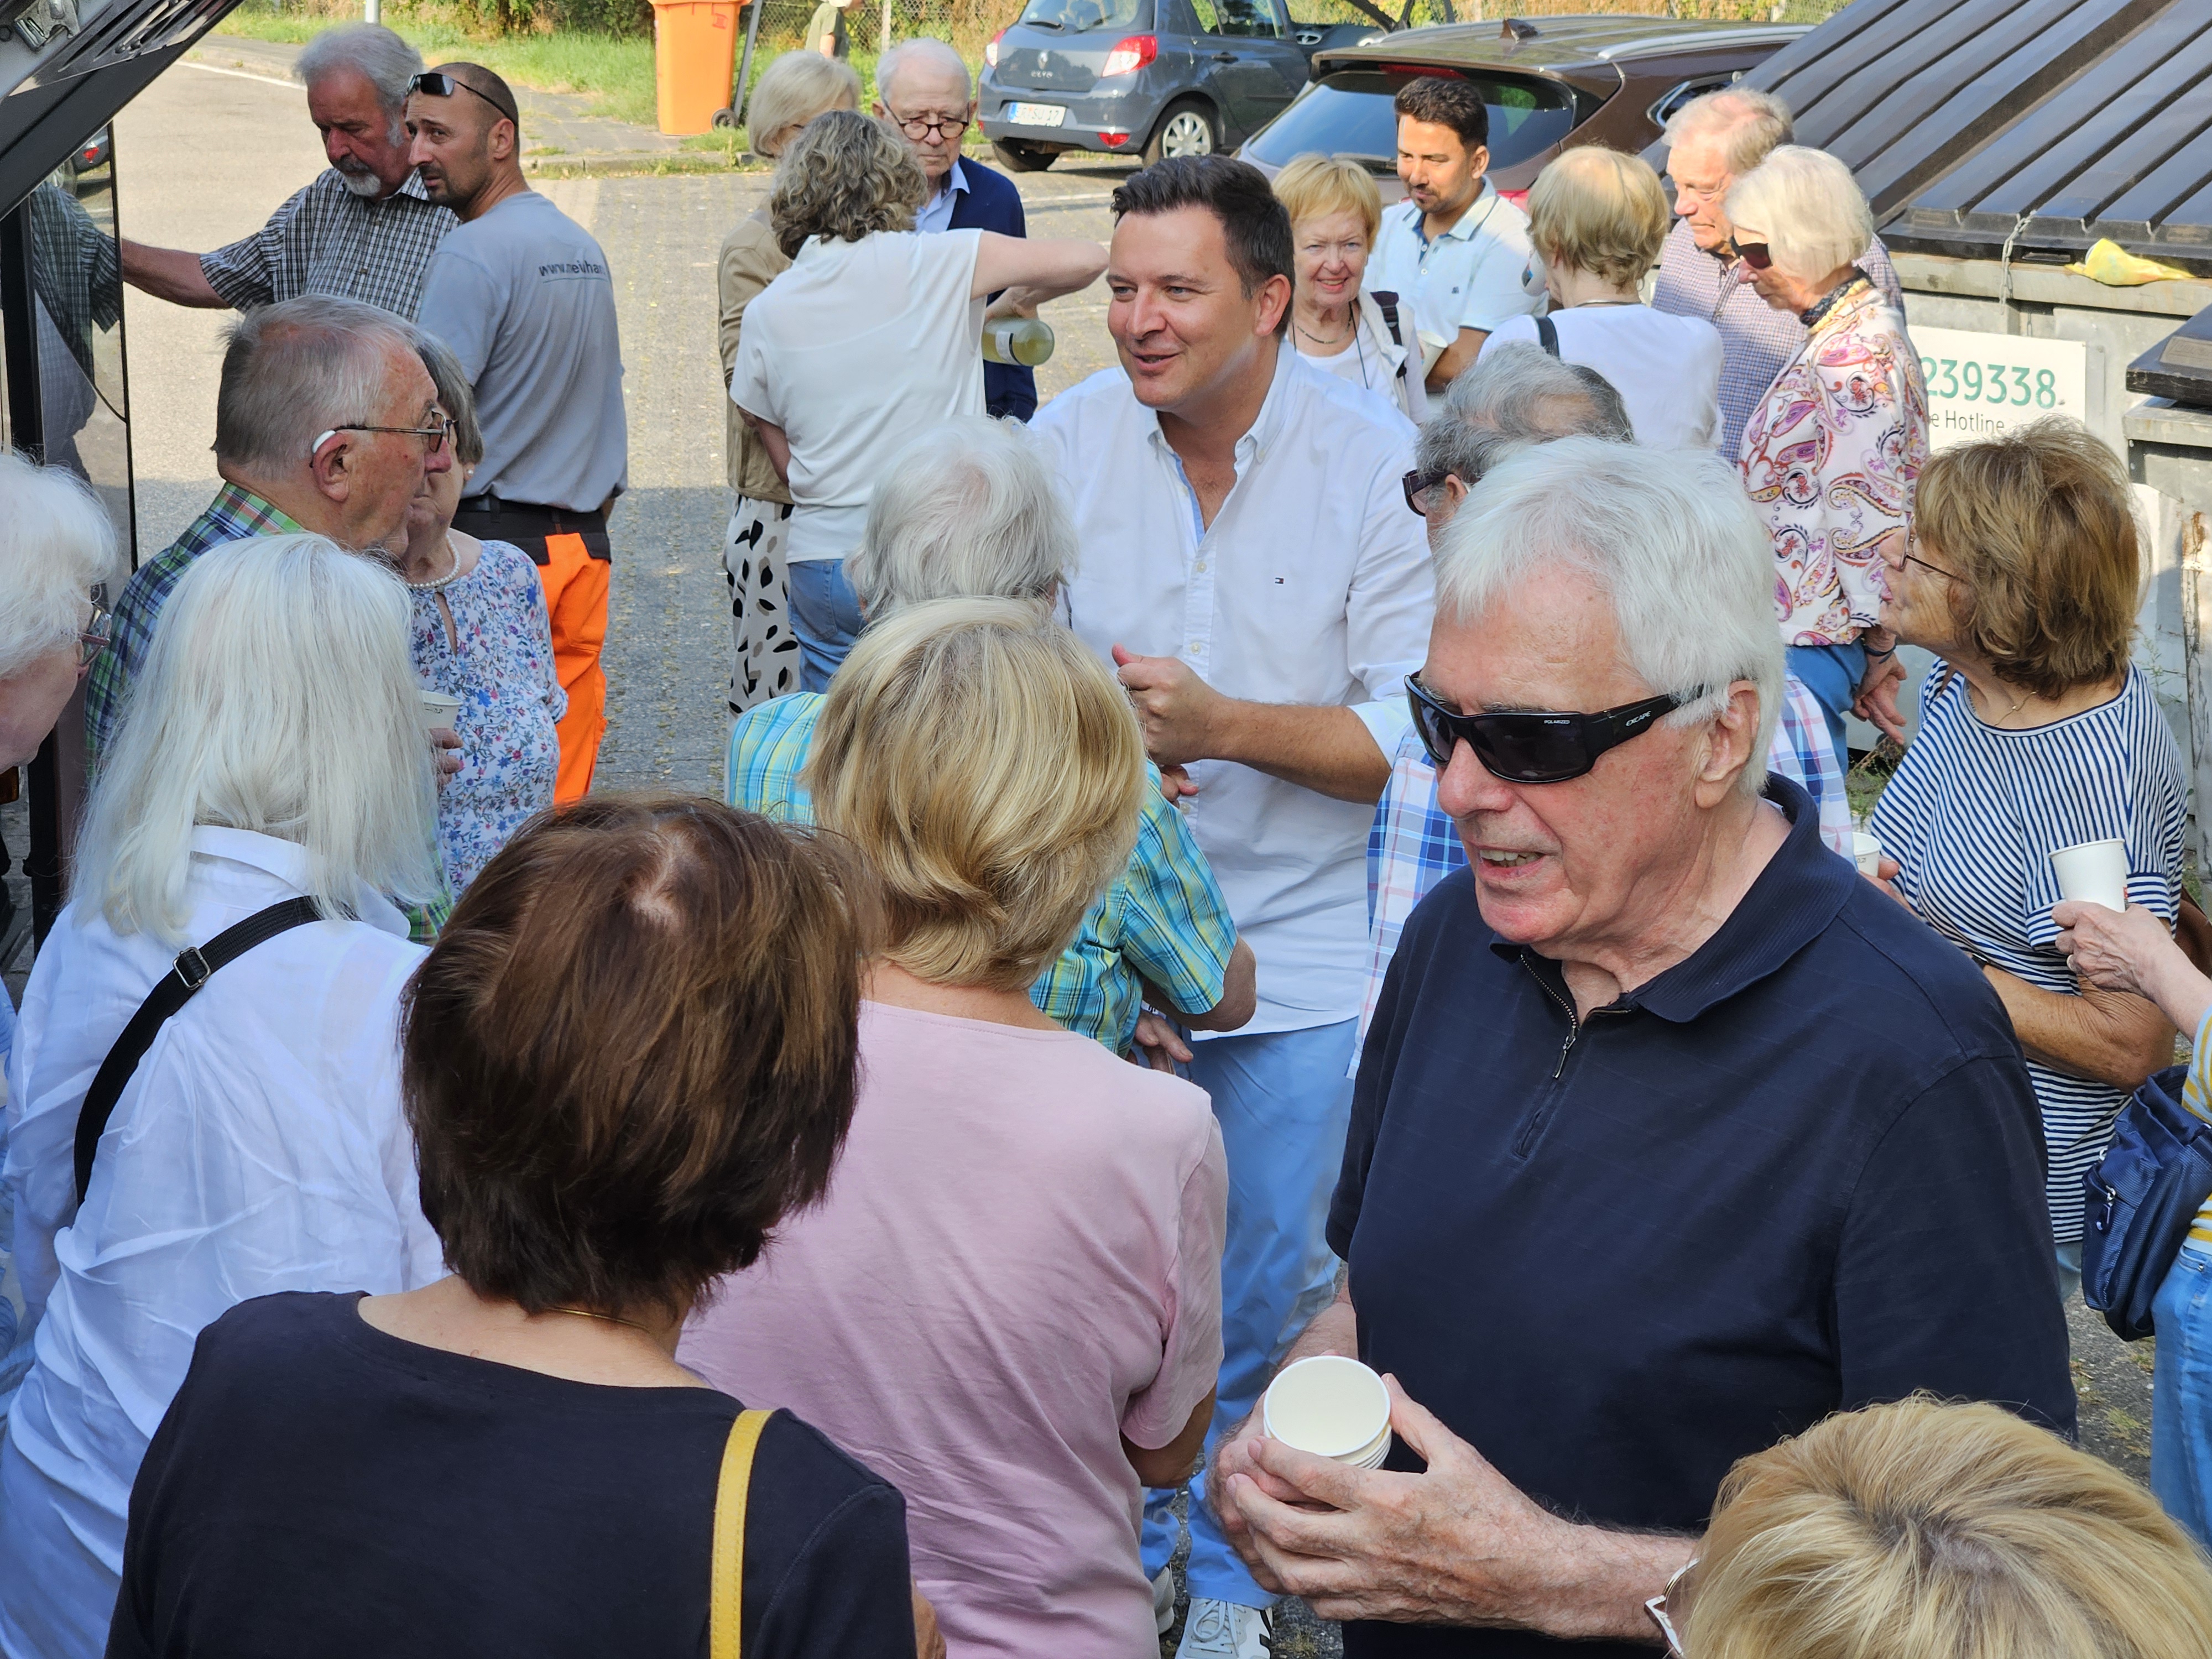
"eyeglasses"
1406,675,1700,785
1896,539,1963,583
310,416,456,460
1729,237,1773,270
408,70,519,127
1402,468,1457,518
77,598,111,668
893,112,970,140
1645,1557,1698,1658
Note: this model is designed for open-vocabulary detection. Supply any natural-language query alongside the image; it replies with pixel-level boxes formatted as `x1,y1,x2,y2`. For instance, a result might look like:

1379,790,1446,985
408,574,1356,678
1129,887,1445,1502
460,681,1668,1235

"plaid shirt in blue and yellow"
727,693,1237,1056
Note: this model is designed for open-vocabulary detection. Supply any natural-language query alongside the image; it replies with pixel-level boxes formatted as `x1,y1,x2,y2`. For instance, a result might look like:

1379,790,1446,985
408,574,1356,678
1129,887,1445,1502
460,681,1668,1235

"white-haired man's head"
1662,85,1793,254
296,23,425,197
1422,439,1783,962
873,38,974,189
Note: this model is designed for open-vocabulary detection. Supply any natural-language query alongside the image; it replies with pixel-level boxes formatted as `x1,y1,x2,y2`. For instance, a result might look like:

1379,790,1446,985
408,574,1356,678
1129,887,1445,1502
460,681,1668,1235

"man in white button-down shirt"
1030,155,1431,1659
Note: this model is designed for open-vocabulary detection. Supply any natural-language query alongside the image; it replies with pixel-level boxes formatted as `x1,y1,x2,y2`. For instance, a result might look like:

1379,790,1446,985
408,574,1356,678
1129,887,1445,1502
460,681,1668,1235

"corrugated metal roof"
1749,0,2212,274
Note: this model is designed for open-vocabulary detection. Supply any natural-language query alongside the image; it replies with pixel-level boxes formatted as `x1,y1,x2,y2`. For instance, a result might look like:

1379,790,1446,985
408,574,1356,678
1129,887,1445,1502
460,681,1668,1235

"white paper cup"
419,689,462,733
2051,838,2129,913
1853,831,1883,878
1262,1355,1392,1467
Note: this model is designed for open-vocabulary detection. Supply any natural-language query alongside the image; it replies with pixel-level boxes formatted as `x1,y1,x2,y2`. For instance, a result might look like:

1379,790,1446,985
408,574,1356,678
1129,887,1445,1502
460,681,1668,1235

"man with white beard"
120,24,454,320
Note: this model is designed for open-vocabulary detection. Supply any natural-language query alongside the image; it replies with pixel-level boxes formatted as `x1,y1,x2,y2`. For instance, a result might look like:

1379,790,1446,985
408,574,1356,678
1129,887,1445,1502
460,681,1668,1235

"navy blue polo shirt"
1328,780,2074,1659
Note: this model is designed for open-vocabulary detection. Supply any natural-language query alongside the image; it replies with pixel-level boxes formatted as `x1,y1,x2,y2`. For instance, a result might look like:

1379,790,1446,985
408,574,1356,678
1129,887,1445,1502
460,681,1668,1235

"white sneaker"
1174,1597,1275,1658
1153,1565,1176,1636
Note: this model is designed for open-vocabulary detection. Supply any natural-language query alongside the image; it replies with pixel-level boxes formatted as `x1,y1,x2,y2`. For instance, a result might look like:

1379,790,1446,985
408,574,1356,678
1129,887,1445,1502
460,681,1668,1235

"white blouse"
0,827,444,1659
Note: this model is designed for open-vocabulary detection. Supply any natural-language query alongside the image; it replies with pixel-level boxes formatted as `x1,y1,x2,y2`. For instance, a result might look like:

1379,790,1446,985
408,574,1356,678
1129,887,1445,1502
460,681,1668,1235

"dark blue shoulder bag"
2082,1063,2212,1340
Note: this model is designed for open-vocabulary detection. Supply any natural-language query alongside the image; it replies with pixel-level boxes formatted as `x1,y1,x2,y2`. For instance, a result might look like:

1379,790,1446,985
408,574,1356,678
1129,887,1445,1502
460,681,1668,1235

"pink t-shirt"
679,1000,1226,1658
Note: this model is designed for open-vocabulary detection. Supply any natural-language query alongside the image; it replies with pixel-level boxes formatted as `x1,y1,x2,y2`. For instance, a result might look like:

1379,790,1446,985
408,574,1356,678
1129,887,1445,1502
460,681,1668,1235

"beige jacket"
719,209,791,504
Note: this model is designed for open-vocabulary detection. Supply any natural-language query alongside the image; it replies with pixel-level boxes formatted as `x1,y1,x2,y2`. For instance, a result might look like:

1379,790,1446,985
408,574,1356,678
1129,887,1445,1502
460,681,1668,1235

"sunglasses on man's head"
1729,238,1773,271
408,71,518,127
1406,676,1698,785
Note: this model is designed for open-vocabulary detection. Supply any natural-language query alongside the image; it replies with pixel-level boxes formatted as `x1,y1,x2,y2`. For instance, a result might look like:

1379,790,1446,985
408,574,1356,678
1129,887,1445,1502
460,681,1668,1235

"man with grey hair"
1206,436,2072,1659
875,36,1036,419
1651,87,1903,458
1357,343,1850,1042
118,24,453,319
84,295,450,759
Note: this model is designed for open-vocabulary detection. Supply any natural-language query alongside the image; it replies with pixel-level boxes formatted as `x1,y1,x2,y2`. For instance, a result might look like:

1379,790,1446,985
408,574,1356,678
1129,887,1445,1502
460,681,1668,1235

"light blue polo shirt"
1368,180,1541,354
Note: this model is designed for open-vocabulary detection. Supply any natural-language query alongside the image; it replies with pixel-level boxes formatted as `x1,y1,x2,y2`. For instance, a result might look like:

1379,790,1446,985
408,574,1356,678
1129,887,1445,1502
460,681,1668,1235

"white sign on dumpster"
1906,326,2088,451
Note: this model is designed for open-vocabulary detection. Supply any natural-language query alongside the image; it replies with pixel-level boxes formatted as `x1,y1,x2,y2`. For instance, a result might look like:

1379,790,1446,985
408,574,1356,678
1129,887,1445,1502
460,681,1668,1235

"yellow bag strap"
710,1408,774,1659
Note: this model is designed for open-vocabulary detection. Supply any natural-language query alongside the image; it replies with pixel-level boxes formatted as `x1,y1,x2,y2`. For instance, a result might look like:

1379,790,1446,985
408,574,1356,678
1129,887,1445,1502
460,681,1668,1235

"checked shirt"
200,170,453,320
727,693,1238,1056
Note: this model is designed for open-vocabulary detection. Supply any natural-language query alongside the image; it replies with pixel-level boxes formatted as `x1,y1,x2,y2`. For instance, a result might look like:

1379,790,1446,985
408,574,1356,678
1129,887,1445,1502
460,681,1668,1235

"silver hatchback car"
980,0,1378,171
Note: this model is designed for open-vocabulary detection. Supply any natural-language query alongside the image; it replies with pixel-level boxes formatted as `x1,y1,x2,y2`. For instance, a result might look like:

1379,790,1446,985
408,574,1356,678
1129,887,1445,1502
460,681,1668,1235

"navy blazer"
946,158,1039,421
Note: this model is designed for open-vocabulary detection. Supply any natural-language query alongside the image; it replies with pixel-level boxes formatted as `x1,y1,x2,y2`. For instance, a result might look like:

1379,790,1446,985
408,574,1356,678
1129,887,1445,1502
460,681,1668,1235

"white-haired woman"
0,452,117,774
0,535,446,1659
727,415,1249,1062
1730,144,1928,769
718,49,862,713
734,109,1105,691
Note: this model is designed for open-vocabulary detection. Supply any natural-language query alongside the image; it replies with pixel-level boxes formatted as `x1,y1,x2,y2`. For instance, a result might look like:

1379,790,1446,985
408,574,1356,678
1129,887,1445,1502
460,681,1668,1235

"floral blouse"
1739,280,1928,647
410,538,566,897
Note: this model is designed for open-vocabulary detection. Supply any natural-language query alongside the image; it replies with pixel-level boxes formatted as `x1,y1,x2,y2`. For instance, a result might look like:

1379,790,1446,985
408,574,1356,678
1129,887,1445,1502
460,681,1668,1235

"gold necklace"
546,1304,655,1336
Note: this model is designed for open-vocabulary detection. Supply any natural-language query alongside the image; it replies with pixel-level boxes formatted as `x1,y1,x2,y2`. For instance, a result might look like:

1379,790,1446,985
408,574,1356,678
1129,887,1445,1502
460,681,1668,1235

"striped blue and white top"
1871,662,2186,1244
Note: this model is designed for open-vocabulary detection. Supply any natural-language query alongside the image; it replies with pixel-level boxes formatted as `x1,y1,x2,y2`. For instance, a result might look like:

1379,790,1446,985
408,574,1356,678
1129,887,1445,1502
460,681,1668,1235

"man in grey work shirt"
409,61,627,805
120,24,452,319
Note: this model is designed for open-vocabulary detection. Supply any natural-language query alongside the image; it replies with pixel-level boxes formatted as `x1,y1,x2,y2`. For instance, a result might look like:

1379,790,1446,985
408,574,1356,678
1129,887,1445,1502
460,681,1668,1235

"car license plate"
1006,102,1067,128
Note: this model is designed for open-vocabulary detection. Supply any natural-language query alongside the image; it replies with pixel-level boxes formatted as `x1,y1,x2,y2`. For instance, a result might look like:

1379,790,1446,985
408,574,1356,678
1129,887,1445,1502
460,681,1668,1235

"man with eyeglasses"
1650,87,1905,463
1354,342,1851,1051
1203,436,2073,1659
409,62,627,804
85,295,451,762
119,24,453,320
875,37,1037,420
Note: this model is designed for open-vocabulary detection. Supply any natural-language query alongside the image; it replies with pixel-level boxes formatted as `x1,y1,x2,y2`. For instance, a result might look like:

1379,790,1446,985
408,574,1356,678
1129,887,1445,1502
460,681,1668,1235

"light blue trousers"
787,557,864,693
2153,1241,2212,1548
1142,1019,1358,1607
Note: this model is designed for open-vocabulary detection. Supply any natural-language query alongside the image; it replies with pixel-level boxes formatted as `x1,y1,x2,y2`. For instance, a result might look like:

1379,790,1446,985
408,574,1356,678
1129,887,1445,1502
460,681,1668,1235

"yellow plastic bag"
2064,238,2195,286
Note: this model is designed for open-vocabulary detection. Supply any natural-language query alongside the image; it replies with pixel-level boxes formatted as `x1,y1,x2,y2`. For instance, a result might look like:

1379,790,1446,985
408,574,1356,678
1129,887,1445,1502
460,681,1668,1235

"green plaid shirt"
728,694,1236,1055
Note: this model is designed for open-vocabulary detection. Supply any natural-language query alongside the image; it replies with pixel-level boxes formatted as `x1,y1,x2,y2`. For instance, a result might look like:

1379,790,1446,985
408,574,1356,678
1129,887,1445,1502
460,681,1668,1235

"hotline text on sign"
1906,327,2089,452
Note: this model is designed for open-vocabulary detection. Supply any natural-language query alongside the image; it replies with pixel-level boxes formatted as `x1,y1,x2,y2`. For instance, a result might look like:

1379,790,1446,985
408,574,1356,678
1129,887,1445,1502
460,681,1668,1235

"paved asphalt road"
97,50,2158,1659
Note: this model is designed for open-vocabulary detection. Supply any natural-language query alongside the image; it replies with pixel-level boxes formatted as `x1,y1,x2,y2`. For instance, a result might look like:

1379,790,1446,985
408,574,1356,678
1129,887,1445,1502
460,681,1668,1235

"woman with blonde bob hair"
1273,153,1426,419
683,598,1229,1658
1670,1394,2212,1659
716,51,863,713
1486,147,1721,448
0,535,445,1658
734,114,1105,690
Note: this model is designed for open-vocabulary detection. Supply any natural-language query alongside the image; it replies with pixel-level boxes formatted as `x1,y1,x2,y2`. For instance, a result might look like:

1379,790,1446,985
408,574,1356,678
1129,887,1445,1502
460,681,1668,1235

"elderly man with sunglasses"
1205,436,2073,1659
1356,342,1851,1047
85,295,450,763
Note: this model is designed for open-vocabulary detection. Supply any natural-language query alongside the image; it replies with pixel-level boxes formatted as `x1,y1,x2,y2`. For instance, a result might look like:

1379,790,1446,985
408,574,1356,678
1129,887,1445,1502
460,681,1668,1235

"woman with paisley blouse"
1730,144,1928,769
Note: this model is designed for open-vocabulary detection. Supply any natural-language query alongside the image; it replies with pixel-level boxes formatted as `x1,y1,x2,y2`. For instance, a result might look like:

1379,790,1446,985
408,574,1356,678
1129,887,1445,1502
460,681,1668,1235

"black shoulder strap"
1371,289,1404,349
1535,313,1561,358
74,896,326,1203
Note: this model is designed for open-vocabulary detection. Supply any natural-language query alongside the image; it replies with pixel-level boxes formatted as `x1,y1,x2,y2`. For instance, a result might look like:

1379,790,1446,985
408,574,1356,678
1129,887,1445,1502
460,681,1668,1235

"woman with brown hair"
1867,418,2185,1305
105,796,927,1658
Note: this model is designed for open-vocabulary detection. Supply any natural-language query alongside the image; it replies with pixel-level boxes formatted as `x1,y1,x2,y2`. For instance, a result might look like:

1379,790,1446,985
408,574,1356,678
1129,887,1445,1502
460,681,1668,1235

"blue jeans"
2153,1242,2212,1548
1141,1020,1359,1607
1784,640,1869,775
787,558,864,693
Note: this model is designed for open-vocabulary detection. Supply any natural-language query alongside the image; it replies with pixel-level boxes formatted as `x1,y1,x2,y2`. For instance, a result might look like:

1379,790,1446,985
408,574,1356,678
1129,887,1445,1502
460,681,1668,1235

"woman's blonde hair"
1684,1395,2212,1659
802,597,1144,991
1526,146,1669,289
1272,153,1381,248
747,49,860,158
769,108,925,258
1917,417,2141,700
75,534,441,941
1723,143,1872,286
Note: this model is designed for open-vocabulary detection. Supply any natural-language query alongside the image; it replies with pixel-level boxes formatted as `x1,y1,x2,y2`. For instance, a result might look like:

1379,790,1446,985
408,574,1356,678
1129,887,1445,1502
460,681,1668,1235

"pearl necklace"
404,540,462,593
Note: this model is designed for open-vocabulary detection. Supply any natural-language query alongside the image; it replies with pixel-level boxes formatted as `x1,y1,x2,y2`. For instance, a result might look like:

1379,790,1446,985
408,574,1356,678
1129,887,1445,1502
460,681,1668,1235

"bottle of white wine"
982,317,1055,367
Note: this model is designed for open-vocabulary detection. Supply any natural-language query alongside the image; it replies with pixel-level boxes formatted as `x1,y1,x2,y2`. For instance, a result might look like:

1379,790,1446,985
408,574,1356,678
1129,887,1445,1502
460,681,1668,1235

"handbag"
73,896,324,1203
2081,1063,2212,1340
709,1408,774,1659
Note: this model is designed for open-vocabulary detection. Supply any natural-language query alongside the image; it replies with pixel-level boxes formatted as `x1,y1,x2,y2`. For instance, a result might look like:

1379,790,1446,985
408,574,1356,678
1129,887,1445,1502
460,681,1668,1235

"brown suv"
1239,13,1805,204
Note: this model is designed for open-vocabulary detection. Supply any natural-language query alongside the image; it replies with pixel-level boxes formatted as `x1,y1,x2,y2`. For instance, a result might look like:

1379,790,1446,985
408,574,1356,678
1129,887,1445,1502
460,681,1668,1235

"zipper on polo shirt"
1514,969,1625,1157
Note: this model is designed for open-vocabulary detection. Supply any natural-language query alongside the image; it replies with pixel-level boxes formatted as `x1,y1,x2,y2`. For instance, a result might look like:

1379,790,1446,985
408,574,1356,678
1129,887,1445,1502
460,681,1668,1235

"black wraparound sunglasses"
1728,237,1773,270
1406,675,1700,784
409,71,519,127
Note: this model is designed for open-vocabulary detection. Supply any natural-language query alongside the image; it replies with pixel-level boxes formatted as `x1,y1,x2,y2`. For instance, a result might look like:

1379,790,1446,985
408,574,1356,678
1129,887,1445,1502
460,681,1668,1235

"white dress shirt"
1030,347,1432,1035
1486,304,1724,449
1368,182,1542,357
0,827,443,1659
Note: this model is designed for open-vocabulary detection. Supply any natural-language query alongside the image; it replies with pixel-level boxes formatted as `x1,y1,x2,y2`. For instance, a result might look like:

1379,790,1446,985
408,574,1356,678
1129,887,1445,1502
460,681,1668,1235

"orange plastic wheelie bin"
651,0,744,135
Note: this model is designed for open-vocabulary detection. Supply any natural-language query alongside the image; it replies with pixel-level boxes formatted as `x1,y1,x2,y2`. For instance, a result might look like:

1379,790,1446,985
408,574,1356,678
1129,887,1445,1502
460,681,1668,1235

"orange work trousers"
538,531,609,804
